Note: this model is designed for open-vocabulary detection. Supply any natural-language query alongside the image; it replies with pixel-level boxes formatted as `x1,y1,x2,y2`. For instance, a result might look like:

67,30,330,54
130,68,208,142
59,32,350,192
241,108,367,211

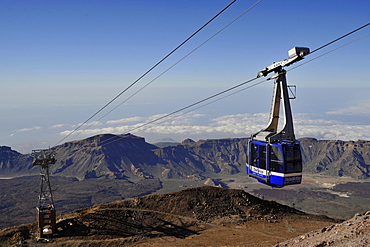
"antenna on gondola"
246,47,309,187
32,149,57,239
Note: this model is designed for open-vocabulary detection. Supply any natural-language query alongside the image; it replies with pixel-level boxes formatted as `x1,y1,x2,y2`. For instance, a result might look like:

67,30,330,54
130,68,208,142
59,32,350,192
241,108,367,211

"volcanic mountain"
0,134,248,180
299,137,370,179
1,134,369,180
1,133,370,231
0,186,341,247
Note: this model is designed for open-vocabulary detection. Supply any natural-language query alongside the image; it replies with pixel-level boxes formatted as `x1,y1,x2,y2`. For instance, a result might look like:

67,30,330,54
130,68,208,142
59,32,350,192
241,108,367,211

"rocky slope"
300,138,370,179
0,146,33,175
252,180,370,220
1,134,369,180
0,176,162,230
275,211,370,247
0,134,249,180
0,186,340,247
50,134,248,180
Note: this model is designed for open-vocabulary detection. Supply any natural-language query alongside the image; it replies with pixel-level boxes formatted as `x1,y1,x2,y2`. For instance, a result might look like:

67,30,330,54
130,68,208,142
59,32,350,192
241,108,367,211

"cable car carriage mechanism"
246,47,310,187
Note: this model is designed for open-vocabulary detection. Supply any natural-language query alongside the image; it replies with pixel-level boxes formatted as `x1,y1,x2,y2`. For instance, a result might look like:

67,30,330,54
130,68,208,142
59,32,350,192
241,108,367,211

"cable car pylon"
32,149,57,239
246,47,309,187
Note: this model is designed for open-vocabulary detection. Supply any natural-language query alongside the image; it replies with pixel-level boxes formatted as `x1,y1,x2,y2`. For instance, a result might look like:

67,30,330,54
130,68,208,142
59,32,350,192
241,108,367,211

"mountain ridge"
1,134,369,180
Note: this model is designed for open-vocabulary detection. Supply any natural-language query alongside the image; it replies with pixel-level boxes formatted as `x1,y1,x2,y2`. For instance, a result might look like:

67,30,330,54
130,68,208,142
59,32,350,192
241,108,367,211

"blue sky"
1,0,370,153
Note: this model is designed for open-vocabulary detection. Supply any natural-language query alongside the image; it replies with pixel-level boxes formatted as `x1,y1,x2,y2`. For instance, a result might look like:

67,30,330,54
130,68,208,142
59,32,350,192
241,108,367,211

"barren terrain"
276,211,370,247
0,186,341,247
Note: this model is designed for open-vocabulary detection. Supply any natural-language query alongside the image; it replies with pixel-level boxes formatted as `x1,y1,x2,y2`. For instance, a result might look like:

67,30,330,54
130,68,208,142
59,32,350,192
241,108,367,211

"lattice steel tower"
32,149,57,238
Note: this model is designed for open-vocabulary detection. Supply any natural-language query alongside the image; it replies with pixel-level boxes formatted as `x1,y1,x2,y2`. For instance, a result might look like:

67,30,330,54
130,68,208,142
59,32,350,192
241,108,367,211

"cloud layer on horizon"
56,112,370,142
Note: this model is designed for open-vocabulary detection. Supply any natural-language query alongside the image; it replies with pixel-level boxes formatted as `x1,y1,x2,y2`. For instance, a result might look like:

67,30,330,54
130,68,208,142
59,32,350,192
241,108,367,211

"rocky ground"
275,211,370,247
0,186,342,247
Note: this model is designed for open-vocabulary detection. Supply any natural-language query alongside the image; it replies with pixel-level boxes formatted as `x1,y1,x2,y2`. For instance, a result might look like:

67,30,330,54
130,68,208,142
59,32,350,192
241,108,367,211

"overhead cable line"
98,20,370,140
123,77,259,132
124,80,267,133
54,0,238,146
58,20,370,148
194,32,370,117
309,22,370,54
192,31,370,113
98,28,370,147
142,29,370,129
290,32,370,72
65,0,264,142
99,77,262,147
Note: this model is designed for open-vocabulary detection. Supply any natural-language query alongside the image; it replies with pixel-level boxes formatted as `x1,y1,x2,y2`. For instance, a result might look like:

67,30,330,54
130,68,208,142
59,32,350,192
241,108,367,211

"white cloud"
59,113,262,138
296,124,370,141
146,113,169,121
295,113,370,140
51,124,68,128
59,125,134,137
16,126,41,132
192,113,206,118
327,99,370,116
71,121,102,128
106,116,144,124
159,113,205,126
294,113,341,125
57,111,370,142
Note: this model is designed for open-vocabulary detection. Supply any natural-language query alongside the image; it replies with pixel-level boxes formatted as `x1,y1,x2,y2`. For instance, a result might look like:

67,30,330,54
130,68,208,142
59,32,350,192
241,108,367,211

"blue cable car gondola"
246,139,302,187
246,47,309,187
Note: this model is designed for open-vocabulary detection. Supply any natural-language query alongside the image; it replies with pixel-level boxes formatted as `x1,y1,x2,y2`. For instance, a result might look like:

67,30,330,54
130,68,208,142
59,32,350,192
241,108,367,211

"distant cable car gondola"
246,47,309,187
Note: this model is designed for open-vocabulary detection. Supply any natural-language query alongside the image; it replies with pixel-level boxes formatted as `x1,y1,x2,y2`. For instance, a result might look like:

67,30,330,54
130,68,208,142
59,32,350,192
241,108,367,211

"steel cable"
56,20,370,148
309,22,370,55
54,0,238,146
71,0,264,141
98,30,370,147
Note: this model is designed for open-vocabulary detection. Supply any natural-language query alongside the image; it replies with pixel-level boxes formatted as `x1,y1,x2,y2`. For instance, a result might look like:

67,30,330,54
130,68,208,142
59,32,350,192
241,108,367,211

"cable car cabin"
246,139,302,187
245,47,310,187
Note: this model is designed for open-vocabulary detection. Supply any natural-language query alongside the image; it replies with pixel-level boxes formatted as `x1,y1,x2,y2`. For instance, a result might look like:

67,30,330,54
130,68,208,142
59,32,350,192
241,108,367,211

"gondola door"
248,141,269,183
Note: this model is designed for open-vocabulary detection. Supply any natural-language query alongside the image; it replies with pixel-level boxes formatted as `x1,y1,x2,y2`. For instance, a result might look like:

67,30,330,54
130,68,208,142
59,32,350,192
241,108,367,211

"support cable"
290,32,370,72
57,21,370,148
70,0,264,141
309,22,370,54
54,0,238,146
99,77,262,147
104,79,268,147
98,29,370,147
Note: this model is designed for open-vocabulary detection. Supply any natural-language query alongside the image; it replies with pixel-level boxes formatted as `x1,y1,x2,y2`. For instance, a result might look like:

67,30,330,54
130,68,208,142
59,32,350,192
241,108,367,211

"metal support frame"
252,69,296,143
32,149,57,239
251,47,309,144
